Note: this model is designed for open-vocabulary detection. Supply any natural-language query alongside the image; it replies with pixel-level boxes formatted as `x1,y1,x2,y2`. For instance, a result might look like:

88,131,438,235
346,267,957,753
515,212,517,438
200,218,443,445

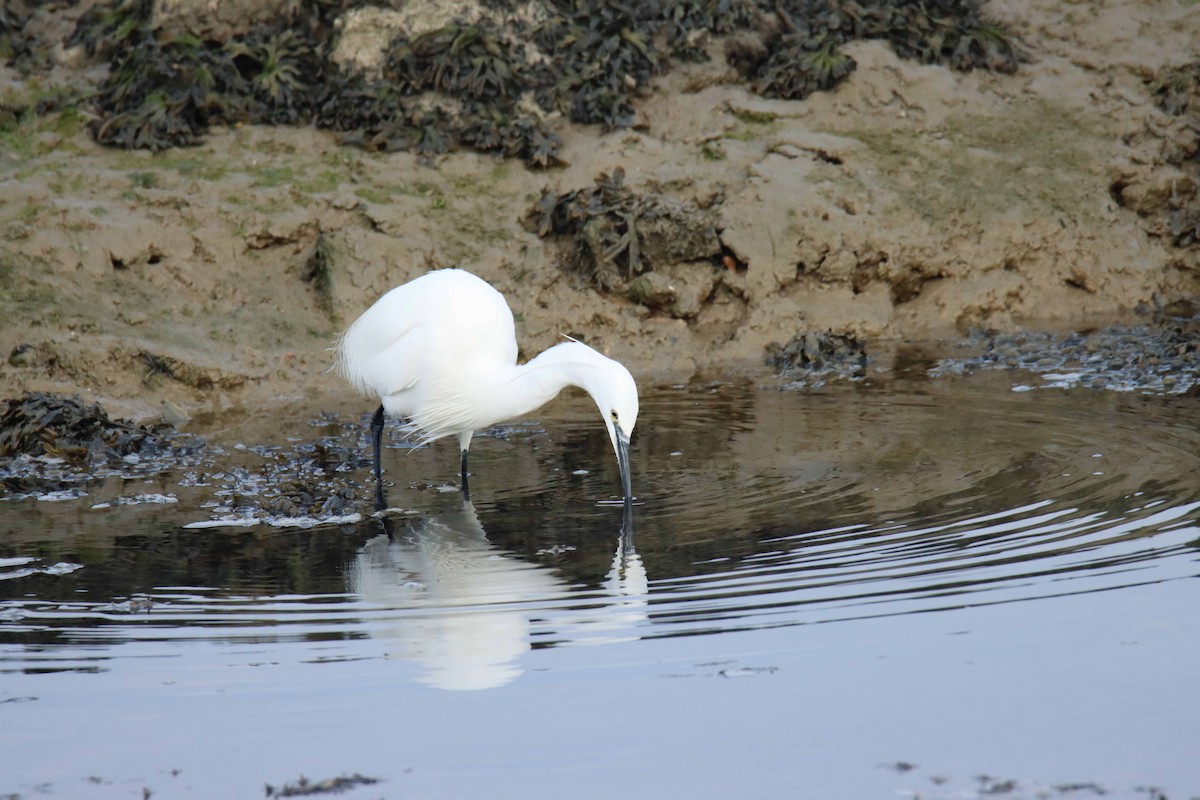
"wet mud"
2,0,1200,421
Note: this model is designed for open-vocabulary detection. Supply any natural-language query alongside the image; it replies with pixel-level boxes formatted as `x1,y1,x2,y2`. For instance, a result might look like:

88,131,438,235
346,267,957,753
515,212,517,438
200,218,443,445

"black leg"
378,513,398,541
370,405,386,511
460,448,470,502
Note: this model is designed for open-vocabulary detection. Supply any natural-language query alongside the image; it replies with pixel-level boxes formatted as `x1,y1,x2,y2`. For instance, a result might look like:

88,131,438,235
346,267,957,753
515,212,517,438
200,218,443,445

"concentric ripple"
2,373,1198,689
623,375,1200,635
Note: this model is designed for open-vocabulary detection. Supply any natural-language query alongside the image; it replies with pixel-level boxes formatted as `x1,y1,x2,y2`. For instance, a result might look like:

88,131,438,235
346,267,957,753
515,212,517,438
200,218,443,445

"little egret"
336,268,639,509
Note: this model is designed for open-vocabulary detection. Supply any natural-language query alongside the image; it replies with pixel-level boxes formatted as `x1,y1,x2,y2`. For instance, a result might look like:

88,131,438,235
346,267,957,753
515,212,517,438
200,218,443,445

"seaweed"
67,0,154,59
756,35,856,100
458,107,564,167
766,330,868,382
728,0,1024,99
1153,60,1200,119
387,22,529,101
945,18,1025,74
0,392,203,469
1,1,55,72
305,18,564,166
529,167,720,290
531,0,665,129
314,76,451,159
92,24,325,149
312,70,408,140
76,0,1026,162
529,167,644,289
660,0,758,62
0,3,30,64
227,28,325,124
93,36,239,150
370,19,564,165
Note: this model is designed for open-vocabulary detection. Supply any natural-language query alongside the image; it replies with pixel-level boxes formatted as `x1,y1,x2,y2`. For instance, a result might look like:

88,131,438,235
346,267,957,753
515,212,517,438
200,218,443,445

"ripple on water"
0,375,1198,684
624,378,1200,633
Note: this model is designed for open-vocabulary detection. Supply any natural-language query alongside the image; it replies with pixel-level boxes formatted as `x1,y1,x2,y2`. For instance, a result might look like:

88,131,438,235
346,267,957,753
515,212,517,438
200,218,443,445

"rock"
636,202,722,266
160,399,191,427
8,344,35,368
329,6,414,78
628,272,675,310
628,264,717,319
150,0,293,41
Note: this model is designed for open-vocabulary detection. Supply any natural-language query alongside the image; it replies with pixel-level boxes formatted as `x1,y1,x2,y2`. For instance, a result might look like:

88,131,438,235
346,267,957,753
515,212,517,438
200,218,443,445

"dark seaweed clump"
77,3,566,164
1149,59,1200,249
930,321,1200,394
197,414,375,523
0,2,51,72
527,166,722,290
766,330,869,385
92,24,330,150
1152,59,1200,119
67,0,154,59
0,392,206,497
529,2,664,129
0,392,203,468
68,0,1024,162
316,19,563,166
726,0,1025,101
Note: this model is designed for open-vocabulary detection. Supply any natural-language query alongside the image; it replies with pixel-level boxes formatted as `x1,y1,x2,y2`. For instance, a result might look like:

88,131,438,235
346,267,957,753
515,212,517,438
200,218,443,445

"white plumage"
337,268,638,507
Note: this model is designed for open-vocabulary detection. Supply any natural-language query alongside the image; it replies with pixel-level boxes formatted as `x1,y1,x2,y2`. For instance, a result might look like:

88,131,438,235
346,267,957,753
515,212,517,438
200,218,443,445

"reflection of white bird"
348,502,567,690
348,501,648,690
336,269,639,506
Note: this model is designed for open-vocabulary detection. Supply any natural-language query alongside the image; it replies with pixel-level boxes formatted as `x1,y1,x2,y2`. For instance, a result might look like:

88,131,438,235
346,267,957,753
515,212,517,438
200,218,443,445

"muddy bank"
5,310,1195,523
1,0,1198,421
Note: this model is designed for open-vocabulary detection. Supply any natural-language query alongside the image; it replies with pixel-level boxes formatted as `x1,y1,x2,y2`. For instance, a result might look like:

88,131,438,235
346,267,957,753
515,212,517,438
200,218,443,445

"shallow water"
2,372,1199,799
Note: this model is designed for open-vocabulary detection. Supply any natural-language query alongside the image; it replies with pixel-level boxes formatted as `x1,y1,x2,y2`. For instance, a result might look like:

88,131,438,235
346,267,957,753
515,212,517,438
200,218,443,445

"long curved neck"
485,341,605,425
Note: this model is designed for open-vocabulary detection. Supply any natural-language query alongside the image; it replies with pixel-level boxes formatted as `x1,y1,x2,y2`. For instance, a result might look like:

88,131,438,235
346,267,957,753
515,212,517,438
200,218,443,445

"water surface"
2,372,1198,799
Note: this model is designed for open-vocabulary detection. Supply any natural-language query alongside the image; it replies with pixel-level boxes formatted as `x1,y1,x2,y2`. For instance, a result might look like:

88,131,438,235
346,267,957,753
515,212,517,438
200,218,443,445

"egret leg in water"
338,268,639,511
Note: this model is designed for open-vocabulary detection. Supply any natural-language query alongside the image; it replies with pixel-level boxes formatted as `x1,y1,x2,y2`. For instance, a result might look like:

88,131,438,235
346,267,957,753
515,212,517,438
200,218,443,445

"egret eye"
610,410,618,422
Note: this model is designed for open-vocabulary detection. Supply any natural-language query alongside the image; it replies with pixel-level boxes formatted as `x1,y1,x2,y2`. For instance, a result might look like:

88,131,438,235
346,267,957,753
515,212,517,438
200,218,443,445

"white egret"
336,268,639,509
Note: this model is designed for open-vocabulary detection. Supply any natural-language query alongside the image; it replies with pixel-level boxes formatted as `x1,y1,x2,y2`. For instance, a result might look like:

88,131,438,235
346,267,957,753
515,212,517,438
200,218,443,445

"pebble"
7,344,34,367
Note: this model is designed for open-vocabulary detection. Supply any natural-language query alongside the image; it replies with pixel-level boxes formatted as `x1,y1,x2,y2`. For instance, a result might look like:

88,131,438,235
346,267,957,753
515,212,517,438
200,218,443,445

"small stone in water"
43,562,83,575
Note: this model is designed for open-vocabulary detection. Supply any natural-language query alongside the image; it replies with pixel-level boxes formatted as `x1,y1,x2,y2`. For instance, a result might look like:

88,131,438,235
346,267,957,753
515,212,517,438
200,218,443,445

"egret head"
537,340,639,505
590,358,639,506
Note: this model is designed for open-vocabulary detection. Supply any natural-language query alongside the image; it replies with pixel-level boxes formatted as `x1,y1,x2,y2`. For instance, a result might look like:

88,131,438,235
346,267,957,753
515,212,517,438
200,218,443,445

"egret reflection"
347,501,646,690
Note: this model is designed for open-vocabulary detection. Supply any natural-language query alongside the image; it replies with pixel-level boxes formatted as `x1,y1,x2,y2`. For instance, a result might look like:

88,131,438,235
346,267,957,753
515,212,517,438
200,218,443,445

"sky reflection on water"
2,373,1199,799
